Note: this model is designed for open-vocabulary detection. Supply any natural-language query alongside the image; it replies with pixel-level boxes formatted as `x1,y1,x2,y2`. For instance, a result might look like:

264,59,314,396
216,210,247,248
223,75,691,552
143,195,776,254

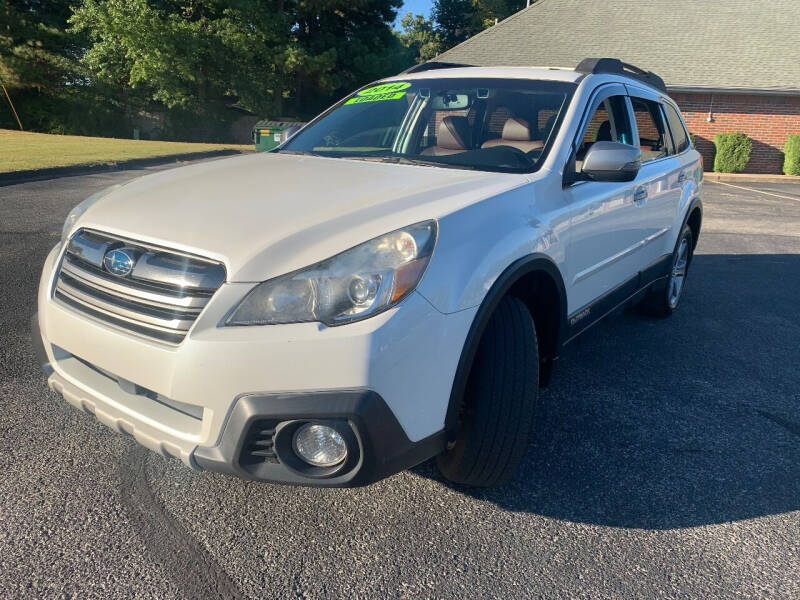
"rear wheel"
437,295,538,487
641,224,694,317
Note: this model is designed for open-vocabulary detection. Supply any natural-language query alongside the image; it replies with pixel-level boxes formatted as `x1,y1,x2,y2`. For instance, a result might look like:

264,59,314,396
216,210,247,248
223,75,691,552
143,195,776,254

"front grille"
54,229,225,345
240,419,280,465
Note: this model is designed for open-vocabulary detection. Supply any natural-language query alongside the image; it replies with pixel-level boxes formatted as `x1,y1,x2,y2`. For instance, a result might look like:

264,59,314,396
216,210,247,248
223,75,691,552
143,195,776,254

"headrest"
596,120,612,142
438,116,470,150
502,117,532,142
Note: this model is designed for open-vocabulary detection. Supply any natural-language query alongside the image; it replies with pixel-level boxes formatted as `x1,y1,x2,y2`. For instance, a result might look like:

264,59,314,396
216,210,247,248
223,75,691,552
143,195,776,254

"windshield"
279,78,576,173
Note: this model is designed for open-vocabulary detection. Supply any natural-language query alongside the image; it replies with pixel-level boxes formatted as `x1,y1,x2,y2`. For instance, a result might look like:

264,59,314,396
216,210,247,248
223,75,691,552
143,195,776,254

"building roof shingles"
437,0,800,93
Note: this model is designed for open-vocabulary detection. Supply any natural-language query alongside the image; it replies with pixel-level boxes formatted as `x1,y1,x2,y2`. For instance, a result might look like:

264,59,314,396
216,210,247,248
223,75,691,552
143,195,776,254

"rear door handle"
634,187,648,205
677,171,687,183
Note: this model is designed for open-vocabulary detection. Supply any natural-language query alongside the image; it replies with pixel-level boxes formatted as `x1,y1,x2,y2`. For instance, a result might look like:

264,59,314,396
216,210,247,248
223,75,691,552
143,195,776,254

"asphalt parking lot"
1,165,799,599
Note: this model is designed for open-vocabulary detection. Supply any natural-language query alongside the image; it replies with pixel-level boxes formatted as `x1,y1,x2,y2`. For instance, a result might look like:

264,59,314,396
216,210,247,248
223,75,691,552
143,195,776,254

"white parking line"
707,179,800,202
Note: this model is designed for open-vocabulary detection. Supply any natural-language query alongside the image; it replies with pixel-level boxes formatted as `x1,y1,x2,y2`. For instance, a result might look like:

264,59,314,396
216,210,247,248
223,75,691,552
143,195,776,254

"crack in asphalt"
118,446,244,600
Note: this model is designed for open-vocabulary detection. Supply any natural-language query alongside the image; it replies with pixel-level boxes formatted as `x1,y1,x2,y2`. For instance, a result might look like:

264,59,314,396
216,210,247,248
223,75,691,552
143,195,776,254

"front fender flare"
443,253,567,436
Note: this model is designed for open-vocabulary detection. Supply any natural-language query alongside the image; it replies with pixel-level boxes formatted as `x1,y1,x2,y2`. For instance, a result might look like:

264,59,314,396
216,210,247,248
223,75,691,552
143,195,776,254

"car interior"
286,81,575,172
415,90,566,164
631,98,670,161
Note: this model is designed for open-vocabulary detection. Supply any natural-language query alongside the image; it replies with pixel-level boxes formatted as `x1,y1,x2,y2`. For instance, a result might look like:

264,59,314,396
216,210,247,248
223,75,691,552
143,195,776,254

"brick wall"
671,92,800,174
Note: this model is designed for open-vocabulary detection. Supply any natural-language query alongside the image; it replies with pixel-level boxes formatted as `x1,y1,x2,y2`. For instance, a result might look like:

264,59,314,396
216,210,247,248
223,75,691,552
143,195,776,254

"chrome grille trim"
59,262,209,309
54,229,226,345
56,275,197,331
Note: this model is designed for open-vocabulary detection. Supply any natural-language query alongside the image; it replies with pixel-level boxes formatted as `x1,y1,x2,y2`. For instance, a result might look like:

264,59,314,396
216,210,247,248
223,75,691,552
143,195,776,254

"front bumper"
34,244,475,486
32,320,444,485
193,390,446,486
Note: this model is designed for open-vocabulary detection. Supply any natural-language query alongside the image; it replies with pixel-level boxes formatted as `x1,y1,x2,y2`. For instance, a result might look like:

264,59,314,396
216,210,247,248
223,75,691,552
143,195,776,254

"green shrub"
784,135,800,176
713,132,752,173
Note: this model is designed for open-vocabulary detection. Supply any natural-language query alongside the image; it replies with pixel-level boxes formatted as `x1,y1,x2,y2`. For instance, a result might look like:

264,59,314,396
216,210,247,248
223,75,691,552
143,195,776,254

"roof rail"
400,61,474,75
575,57,667,93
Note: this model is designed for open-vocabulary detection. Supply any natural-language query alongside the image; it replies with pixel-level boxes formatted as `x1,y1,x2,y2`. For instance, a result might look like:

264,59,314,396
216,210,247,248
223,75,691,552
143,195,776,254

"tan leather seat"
481,118,544,153
421,116,471,156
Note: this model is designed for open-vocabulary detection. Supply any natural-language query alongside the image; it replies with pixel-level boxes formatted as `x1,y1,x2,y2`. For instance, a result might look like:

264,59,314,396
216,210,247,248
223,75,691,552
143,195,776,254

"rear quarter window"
664,103,690,154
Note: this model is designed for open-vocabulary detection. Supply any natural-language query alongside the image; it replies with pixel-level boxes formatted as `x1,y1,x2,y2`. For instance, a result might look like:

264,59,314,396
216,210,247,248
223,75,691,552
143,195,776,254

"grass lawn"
0,129,251,173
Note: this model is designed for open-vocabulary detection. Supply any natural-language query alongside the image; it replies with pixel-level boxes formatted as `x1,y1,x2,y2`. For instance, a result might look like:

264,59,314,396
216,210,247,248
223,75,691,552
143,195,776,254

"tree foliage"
1,0,533,139
70,0,405,120
2,0,408,137
397,13,443,64
0,0,81,91
431,0,529,49
0,1,135,135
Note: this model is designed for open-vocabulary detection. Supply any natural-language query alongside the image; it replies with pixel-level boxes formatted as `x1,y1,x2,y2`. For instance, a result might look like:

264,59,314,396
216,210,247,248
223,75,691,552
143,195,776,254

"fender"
682,195,703,248
443,253,567,437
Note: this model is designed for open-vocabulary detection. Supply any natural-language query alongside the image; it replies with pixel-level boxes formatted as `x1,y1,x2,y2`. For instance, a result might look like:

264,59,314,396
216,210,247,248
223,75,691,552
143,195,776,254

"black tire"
641,224,694,318
436,295,538,487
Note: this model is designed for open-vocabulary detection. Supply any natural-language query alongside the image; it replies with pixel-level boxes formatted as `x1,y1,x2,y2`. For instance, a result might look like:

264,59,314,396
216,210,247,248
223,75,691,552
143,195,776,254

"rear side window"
664,103,690,153
631,98,670,162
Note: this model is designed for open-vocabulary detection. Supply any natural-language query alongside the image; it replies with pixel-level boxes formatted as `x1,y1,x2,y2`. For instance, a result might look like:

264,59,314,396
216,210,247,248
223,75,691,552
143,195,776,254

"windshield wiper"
379,156,476,170
273,149,320,156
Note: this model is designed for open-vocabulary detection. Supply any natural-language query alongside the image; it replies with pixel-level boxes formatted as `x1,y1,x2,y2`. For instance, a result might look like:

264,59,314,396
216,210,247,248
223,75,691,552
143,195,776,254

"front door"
563,85,646,319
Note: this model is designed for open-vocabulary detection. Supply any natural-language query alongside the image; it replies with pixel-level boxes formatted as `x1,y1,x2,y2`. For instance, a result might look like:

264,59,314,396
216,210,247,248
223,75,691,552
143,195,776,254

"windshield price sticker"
345,82,411,105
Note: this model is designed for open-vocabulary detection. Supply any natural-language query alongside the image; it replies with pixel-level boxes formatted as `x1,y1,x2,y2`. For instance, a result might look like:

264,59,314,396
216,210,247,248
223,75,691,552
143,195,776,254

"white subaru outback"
33,58,702,487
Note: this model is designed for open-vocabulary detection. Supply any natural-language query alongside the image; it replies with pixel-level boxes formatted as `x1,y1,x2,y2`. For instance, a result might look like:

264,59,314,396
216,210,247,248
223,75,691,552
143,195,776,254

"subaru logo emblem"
103,248,136,277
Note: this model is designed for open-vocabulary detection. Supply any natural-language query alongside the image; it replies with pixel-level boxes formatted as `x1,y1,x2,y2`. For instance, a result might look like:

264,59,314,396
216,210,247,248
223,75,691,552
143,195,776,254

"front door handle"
634,186,648,205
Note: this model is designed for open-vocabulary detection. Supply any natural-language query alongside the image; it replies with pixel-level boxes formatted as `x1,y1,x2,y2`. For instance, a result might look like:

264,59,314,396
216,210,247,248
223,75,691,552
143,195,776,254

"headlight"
60,185,120,245
226,220,437,326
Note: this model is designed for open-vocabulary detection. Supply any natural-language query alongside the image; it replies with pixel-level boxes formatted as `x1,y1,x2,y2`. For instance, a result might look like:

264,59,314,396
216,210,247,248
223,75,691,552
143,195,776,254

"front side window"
575,95,634,171
631,98,671,162
664,103,690,153
279,78,576,173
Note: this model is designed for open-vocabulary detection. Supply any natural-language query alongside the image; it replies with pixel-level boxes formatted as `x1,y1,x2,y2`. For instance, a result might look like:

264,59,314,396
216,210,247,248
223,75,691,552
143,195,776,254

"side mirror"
581,141,642,182
282,125,301,142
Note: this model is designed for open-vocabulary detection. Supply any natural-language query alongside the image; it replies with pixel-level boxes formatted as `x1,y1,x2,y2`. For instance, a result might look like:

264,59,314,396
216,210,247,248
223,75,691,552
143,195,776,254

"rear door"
626,86,684,271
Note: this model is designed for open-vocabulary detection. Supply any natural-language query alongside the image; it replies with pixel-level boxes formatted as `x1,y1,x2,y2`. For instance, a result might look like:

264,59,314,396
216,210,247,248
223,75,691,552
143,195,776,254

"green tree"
432,0,477,48
69,0,406,124
0,0,132,134
474,1,528,29
397,12,443,64
290,0,406,116
432,0,530,50
3,0,408,137
0,1,80,92
70,1,289,117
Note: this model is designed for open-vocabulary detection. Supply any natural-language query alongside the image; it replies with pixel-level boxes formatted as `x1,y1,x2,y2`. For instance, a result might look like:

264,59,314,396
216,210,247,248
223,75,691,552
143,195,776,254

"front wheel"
641,224,694,317
437,295,538,487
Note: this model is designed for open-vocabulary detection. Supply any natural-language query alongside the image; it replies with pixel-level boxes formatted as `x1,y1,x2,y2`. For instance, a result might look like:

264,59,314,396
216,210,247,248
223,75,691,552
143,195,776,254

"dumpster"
253,119,306,151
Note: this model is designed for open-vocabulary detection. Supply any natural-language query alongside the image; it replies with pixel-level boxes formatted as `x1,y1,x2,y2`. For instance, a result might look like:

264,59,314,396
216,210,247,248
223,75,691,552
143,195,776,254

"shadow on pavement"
413,253,800,529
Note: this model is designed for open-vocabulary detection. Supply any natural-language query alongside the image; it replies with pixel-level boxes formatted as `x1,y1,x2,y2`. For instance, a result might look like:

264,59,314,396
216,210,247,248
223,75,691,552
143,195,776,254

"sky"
394,0,434,27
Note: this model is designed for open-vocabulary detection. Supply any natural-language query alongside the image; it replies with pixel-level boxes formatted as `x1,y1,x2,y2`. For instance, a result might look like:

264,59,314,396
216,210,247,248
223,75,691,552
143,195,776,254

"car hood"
78,152,527,282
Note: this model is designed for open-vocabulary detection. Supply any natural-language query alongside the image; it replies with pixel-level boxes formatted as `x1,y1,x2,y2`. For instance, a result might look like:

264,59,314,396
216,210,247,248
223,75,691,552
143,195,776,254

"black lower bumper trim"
193,390,447,487
30,312,53,376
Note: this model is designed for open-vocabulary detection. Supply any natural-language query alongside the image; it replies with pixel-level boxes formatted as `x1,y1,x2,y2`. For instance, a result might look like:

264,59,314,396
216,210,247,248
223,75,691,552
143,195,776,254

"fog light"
292,423,348,467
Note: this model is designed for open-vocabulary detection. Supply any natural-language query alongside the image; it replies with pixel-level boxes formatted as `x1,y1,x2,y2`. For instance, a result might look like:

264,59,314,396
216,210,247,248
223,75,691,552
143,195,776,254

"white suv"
33,58,702,487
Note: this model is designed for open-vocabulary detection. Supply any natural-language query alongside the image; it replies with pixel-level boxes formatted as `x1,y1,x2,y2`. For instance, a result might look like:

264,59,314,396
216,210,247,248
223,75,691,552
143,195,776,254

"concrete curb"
0,149,251,187
704,172,800,184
